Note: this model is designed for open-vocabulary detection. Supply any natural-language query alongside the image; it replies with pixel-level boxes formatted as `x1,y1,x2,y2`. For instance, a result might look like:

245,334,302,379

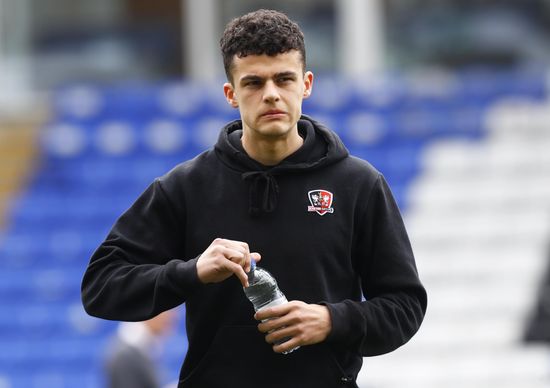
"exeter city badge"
307,189,334,216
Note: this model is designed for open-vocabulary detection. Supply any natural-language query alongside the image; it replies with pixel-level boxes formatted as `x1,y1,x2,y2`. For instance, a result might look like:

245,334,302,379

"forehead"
231,51,303,80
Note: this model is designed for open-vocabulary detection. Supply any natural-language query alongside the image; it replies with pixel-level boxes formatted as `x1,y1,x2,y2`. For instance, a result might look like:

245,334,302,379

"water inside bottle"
244,268,284,311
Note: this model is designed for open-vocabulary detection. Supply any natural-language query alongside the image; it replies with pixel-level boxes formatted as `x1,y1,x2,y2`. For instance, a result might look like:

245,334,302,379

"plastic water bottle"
244,260,299,354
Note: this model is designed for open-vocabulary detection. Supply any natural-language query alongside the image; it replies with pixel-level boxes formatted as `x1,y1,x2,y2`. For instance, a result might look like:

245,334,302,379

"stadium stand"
360,73,550,387
0,69,548,387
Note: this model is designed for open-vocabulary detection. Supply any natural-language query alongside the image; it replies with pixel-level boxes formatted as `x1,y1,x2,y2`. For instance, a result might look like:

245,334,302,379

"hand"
196,238,261,287
255,301,332,353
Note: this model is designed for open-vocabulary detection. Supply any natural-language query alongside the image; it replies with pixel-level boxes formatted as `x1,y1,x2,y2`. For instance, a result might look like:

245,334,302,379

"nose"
262,80,280,103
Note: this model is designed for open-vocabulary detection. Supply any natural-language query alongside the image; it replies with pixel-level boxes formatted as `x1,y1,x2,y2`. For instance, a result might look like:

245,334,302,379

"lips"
261,110,286,118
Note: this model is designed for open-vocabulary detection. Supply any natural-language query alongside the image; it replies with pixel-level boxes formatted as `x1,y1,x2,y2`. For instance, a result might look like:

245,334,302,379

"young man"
82,9,427,388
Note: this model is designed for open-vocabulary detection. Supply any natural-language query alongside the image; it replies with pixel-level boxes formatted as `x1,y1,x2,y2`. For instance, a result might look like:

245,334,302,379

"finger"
234,241,252,273
219,246,254,286
255,303,290,322
243,246,250,274
272,336,301,354
222,258,250,287
265,325,295,344
217,240,258,272
221,239,249,253
220,247,246,265
227,242,254,264
235,268,249,288
257,316,286,334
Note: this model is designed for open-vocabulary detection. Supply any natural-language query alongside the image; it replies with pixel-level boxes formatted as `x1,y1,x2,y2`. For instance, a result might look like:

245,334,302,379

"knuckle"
292,308,302,318
289,300,301,309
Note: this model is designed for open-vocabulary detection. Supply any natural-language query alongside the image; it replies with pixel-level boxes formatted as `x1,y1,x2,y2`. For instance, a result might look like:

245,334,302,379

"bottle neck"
247,267,256,285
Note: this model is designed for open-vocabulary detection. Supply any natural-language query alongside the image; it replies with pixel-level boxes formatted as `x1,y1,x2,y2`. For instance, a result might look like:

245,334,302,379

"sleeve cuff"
166,256,203,297
322,300,366,348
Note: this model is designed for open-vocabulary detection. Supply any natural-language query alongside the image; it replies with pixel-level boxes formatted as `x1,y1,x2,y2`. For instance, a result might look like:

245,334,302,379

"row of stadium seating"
40,111,483,160
52,70,547,121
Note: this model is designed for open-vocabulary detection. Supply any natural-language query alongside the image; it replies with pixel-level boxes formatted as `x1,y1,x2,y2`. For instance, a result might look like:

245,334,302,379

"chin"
258,126,291,138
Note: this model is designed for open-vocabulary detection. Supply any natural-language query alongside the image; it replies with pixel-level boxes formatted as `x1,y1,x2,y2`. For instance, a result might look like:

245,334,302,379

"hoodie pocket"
179,325,356,388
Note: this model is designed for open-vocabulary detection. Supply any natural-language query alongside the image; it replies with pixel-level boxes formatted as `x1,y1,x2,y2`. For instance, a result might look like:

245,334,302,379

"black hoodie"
82,116,427,388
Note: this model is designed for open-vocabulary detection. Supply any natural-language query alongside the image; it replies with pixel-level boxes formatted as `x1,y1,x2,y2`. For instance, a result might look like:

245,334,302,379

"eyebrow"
239,75,262,84
239,71,298,84
274,71,298,79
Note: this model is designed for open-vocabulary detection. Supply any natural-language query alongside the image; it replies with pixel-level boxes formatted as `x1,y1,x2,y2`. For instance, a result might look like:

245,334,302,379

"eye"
278,77,294,83
243,79,262,88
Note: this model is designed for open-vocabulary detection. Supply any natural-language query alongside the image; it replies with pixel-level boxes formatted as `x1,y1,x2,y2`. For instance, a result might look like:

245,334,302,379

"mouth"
261,110,286,119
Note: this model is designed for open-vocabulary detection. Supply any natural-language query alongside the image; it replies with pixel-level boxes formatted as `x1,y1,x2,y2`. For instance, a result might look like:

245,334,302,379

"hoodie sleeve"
81,178,202,321
324,174,427,356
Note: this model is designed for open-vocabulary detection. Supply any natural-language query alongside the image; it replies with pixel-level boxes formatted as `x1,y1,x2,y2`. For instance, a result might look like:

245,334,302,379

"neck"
242,130,303,166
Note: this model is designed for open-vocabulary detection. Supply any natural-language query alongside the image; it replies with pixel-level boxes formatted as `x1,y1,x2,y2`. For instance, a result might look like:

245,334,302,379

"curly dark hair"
220,9,306,83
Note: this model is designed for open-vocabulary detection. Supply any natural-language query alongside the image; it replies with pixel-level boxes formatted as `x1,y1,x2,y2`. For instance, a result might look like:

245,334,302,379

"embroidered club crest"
307,189,334,216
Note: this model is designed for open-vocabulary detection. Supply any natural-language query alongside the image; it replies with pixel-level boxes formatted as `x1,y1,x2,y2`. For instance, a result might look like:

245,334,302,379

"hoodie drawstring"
242,171,279,216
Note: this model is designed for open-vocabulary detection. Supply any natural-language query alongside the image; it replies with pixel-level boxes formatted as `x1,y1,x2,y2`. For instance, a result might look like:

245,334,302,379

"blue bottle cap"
250,259,256,271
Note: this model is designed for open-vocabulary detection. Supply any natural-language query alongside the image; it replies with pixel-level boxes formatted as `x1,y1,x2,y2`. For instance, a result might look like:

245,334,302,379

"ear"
303,71,314,99
223,82,239,108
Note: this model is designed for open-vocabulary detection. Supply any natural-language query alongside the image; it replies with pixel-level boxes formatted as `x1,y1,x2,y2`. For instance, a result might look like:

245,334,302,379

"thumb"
245,252,262,273
251,252,261,263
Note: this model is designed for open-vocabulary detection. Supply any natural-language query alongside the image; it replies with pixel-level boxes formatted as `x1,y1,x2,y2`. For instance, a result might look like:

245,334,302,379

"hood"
214,115,349,216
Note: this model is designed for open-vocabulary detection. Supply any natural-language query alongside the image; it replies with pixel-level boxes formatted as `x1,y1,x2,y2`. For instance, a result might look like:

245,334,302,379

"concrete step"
484,98,550,138
415,244,545,281
408,313,529,350
405,214,550,248
420,138,550,178
358,344,550,388
407,175,550,214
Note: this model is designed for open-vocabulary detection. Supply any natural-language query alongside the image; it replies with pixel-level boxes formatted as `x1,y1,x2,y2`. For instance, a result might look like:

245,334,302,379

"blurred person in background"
105,309,178,388
82,9,426,388
524,244,550,343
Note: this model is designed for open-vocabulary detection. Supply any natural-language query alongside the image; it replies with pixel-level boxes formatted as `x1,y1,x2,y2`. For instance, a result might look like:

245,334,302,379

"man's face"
223,50,313,141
